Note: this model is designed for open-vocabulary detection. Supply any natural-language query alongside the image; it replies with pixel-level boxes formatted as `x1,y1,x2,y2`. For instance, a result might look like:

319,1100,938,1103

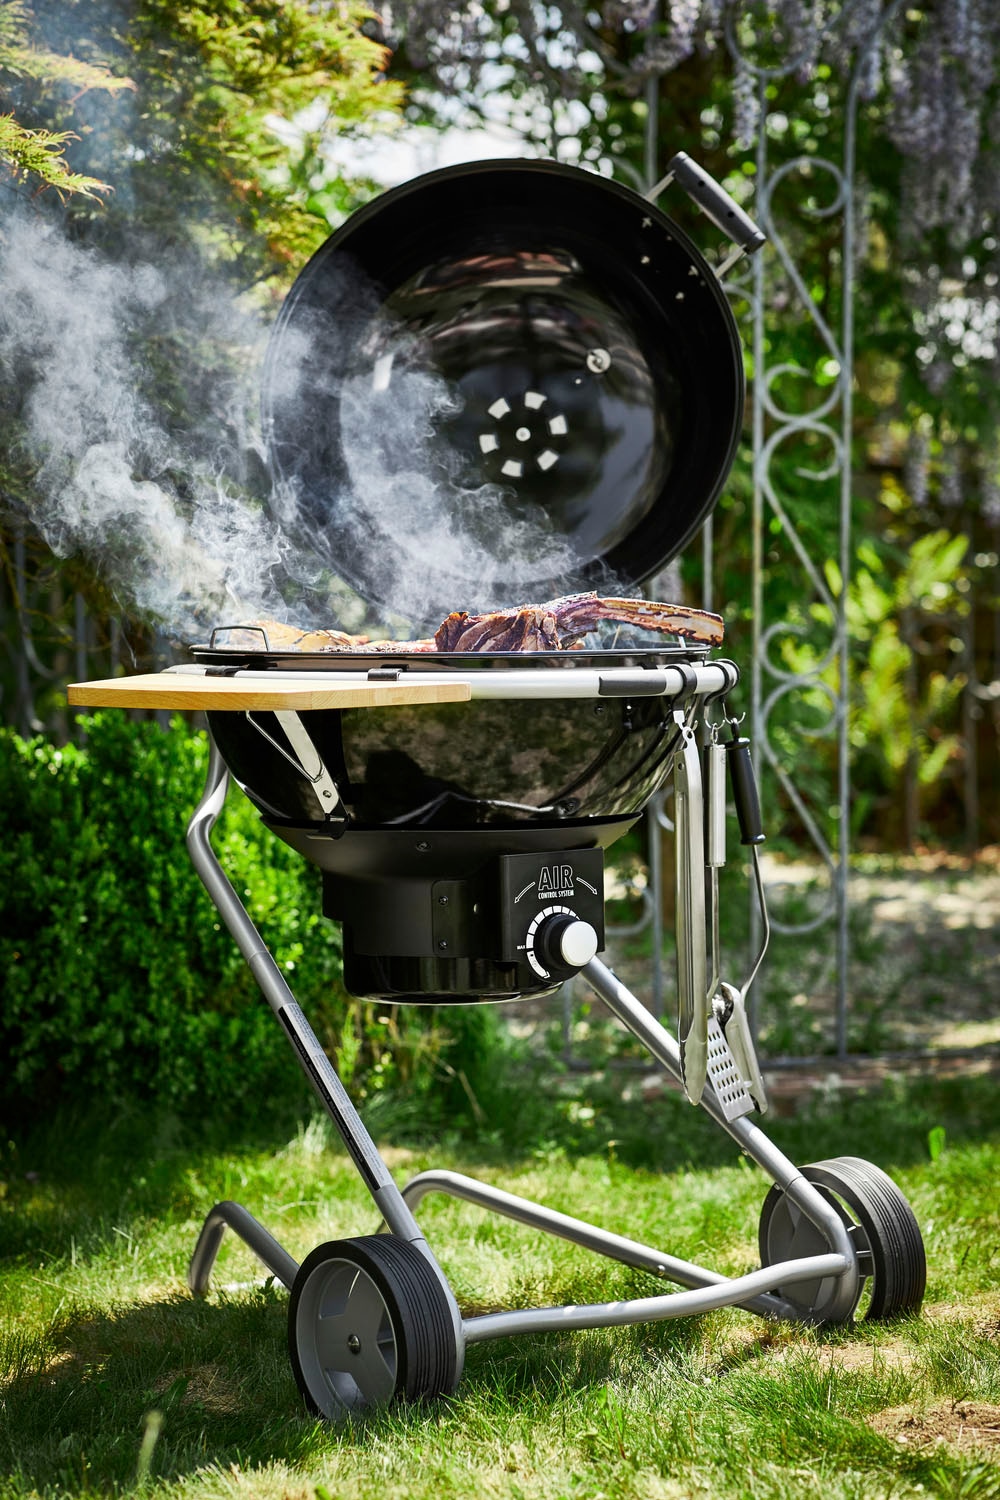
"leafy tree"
0,1,406,720
3,0,403,278
0,0,131,197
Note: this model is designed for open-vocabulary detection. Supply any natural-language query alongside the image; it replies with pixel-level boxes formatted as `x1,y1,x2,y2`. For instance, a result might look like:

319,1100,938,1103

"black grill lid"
262,158,746,622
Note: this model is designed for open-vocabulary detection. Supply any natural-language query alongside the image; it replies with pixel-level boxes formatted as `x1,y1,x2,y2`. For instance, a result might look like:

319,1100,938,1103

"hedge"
0,714,495,1125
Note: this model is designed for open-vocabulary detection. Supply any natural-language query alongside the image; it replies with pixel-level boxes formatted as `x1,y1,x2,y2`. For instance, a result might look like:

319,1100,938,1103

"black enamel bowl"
204,658,700,833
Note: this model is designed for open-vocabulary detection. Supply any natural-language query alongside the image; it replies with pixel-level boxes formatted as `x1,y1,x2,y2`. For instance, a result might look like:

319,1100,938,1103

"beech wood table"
67,670,473,712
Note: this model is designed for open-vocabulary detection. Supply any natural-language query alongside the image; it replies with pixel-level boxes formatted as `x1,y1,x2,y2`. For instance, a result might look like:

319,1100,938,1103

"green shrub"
0,714,496,1125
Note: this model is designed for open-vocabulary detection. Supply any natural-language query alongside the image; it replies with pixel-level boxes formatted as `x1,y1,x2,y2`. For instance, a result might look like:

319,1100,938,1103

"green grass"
2,1074,999,1500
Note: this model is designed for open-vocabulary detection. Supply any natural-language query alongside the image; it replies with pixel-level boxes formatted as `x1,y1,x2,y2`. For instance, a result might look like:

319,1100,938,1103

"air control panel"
497,849,605,982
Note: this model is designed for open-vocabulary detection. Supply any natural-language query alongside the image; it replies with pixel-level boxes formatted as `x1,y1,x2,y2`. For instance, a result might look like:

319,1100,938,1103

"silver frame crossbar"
167,658,740,702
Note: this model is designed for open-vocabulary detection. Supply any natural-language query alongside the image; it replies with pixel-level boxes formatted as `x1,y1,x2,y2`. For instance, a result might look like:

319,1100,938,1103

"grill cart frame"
69,661,925,1421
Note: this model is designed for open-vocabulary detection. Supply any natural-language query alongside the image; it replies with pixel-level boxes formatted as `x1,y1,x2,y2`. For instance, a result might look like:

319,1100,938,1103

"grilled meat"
433,594,723,650
250,593,723,654
236,620,363,652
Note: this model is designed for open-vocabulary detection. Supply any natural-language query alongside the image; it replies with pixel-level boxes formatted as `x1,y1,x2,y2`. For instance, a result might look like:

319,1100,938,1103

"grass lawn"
1,1068,999,1500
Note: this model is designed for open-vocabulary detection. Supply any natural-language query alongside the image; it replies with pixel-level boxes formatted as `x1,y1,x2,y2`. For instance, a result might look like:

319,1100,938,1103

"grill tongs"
672,711,769,1113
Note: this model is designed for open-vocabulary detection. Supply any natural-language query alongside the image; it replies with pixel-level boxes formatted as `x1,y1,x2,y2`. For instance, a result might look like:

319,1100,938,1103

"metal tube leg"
463,1252,848,1345
189,1201,300,1294
401,1169,801,1321
581,956,858,1275
184,739,465,1371
185,741,425,1245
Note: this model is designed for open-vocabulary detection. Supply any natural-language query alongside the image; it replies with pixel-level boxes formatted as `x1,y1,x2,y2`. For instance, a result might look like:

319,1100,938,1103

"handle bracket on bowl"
244,708,343,822
647,152,766,279
209,623,273,651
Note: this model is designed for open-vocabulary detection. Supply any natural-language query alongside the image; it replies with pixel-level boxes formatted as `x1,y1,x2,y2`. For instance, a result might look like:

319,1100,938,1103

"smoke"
263,267,630,625
2,194,659,653
335,359,581,621
0,210,331,641
0,208,599,646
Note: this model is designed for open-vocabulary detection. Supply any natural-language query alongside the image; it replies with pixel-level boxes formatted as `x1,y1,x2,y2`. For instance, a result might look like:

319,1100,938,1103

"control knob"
528,908,600,979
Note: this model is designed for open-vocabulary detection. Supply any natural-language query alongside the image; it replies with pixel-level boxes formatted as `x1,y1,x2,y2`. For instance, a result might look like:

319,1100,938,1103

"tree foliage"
0,0,131,197
1,0,403,276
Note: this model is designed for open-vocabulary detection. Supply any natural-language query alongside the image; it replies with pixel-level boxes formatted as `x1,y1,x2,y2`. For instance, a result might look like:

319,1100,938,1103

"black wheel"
759,1156,926,1326
288,1236,462,1419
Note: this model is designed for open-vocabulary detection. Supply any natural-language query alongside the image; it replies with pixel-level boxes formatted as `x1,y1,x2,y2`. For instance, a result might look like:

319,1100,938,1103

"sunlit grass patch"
1,1078,999,1499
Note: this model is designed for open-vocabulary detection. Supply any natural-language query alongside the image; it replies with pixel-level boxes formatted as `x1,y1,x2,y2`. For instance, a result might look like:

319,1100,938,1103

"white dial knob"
557,919,599,968
525,907,600,978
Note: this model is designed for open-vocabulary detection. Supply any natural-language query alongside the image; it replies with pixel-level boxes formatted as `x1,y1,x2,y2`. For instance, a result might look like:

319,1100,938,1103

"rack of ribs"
250,593,724,653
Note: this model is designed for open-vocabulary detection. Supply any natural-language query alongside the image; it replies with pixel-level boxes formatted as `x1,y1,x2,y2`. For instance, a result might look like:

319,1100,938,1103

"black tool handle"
726,735,766,846
667,153,767,255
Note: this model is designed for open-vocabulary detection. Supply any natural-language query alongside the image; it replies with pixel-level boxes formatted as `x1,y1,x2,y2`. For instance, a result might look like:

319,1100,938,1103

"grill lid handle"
210,624,273,652
648,152,766,277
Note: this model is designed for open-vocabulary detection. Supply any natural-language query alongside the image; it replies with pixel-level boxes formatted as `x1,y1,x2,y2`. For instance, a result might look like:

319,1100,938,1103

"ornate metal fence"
605,2,907,1059
737,9,900,1056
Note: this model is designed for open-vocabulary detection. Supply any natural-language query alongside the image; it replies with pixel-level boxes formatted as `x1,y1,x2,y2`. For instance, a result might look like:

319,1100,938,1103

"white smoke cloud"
335,360,580,620
0,210,322,642
0,208,611,646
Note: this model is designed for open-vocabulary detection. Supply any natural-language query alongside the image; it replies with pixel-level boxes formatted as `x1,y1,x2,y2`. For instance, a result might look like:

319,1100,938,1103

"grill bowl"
200,649,702,830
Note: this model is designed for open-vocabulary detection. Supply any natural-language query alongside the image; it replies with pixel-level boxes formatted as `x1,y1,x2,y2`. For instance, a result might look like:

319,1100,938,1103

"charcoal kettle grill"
69,155,925,1421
